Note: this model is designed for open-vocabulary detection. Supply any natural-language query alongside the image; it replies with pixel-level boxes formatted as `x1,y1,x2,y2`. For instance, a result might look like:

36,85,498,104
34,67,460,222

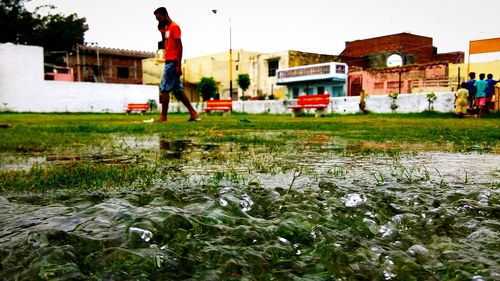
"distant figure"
359,89,367,113
154,7,200,122
466,72,476,110
454,82,469,118
474,73,488,118
485,73,498,113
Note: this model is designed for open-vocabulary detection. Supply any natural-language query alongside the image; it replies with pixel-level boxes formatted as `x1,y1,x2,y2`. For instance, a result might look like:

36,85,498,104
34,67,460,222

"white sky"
25,0,500,62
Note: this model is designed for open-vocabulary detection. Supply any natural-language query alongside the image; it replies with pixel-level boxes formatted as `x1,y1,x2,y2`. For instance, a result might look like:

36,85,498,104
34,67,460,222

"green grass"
0,112,498,152
0,112,498,193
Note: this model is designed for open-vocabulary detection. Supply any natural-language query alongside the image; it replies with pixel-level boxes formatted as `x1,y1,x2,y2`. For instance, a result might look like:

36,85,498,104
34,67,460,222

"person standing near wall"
154,7,200,122
485,73,498,113
466,72,477,111
455,82,469,118
474,73,488,118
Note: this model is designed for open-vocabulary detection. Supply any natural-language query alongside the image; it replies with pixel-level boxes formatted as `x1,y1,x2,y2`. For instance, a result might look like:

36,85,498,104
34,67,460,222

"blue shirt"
485,78,497,97
466,79,476,95
474,80,488,98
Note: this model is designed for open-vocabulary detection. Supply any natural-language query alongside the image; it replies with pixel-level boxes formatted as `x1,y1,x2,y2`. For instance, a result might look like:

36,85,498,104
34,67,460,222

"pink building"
339,33,463,96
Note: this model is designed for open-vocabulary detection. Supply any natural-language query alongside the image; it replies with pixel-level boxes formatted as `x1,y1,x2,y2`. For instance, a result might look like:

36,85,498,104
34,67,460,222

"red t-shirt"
162,22,182,61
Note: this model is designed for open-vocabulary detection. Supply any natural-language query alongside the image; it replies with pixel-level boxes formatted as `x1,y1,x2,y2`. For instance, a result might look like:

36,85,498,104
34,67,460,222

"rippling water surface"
0,135,499,280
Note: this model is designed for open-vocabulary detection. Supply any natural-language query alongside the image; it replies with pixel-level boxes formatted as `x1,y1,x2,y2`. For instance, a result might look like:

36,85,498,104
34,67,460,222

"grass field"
0,112,499,280
0,111,499,153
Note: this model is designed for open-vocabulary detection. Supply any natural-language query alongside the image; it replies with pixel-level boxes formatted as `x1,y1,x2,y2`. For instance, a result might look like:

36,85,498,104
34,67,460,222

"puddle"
0,135,499,280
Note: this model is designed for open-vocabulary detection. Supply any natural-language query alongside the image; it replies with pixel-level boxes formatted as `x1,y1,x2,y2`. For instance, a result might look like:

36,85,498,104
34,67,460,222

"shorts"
476,97,486,106
159,61,183,99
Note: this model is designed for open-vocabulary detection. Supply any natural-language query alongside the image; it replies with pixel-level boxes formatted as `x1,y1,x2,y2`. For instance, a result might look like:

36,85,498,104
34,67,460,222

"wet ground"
0,134,499,280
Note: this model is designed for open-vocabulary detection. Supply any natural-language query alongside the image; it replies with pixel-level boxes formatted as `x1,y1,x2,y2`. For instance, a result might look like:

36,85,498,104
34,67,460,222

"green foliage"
147,99,158,113
427,92,437,110
0,0,87,52
388,92,399,112
236,73,251,95
197,77,218,101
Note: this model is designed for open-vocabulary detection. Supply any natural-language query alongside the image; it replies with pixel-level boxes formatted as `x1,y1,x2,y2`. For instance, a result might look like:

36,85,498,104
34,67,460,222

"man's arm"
175,38,183,75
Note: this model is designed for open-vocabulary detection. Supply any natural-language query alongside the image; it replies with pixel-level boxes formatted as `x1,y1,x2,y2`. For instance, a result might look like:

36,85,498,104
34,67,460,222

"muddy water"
0,135,499,280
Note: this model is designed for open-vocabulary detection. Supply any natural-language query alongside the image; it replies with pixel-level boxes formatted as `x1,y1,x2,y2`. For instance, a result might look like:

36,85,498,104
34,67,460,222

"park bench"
126,103,149,114
202,99,232,116
288,94,330,117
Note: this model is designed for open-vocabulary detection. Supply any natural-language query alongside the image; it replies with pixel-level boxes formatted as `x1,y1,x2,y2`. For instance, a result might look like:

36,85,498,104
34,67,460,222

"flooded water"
0,134,499,280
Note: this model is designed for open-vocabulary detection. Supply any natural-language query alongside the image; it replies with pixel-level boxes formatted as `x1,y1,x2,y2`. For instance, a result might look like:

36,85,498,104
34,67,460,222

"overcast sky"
25,0,499,62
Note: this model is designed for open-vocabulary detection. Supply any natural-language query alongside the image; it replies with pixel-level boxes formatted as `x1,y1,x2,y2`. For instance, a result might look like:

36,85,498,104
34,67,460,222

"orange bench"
126,103,149,114
288,94,330,117
202,99,232,116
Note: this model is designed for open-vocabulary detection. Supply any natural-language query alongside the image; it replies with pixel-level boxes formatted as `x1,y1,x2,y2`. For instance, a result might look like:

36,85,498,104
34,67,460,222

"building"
143,49,339,101
63,44,154,84
340,32,463,69
276,62,348,98
339,33,464,96
448,60,500,87
248,51,339,100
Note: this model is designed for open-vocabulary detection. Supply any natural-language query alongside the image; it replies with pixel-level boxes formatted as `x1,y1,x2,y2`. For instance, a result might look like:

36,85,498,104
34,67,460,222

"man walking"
154,7,200,122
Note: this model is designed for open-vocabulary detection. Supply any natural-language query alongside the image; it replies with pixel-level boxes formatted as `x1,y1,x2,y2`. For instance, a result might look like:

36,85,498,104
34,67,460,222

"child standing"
455,82,469,118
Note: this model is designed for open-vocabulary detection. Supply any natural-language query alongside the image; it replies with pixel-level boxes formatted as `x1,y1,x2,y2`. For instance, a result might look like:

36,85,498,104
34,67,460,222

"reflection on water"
159,139,192,159
0,136,499,280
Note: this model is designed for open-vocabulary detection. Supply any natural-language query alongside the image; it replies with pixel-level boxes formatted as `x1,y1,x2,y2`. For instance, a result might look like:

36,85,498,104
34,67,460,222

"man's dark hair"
469,72,476,79
487,73,493,79
154,7,168,16
479,73,485,80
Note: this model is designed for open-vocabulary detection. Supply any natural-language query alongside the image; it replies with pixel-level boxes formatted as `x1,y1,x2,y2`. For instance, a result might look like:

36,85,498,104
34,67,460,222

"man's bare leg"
159,92,169,122
176,92,199,118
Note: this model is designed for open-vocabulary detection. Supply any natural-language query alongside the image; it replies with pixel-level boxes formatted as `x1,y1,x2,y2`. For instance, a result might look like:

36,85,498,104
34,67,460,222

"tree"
237,74,251,96
0,0,87,52
197,77,218,101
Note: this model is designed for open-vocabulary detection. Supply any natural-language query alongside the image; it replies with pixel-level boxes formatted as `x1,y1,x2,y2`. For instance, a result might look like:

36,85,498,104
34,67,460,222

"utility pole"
76,44,81,82
212,9,233,99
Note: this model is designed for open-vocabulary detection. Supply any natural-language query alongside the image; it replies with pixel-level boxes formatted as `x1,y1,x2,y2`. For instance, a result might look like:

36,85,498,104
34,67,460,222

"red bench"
126,103,149,114
202,99,232,116
288,94,330,117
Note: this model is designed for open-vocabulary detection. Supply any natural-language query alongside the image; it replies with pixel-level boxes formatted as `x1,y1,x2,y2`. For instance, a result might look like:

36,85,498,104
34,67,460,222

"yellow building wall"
184,49,260,99
448,60,500,84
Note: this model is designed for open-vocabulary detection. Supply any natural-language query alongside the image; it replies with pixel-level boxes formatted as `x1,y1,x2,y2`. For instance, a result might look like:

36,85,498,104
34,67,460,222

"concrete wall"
226,92,454,115
0,43,455,114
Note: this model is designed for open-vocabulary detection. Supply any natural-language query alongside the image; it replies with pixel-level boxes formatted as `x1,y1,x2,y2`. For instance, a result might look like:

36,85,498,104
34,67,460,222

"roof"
78,45,154,58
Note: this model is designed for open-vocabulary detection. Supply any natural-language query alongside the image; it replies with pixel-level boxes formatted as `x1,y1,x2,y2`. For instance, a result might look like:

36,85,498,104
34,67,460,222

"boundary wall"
0,44,454,114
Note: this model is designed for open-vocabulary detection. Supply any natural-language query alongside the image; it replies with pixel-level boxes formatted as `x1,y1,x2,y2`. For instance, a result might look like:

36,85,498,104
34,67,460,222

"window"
335,64,345,74
268,59,279,77
318,86,325,94
117,67,129,79
293,87,299,99
387,81,400,89
374,82,384,90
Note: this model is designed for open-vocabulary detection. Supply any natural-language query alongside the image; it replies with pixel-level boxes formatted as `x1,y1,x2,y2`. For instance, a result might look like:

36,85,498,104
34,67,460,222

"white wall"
0,43,158,113
228,92,454,115
0,43,455,114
